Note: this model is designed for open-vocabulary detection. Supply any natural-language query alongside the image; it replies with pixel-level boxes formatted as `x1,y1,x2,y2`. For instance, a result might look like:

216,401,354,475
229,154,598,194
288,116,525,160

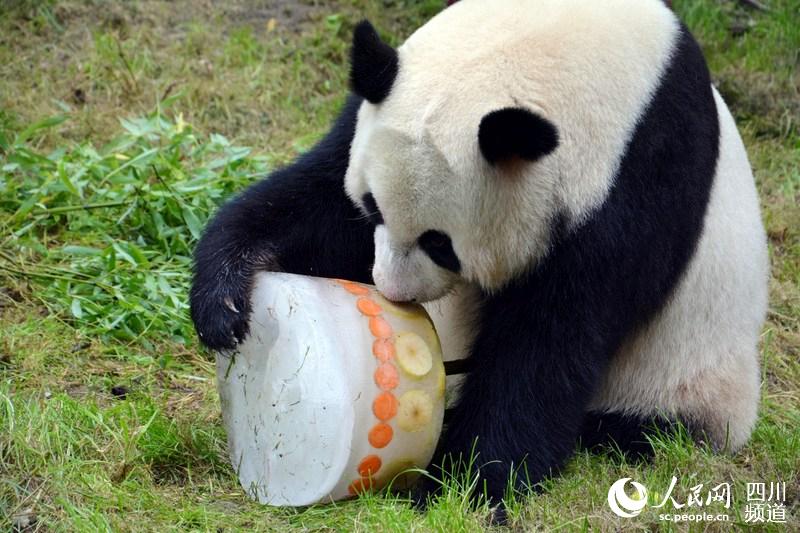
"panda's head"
344,0,678,302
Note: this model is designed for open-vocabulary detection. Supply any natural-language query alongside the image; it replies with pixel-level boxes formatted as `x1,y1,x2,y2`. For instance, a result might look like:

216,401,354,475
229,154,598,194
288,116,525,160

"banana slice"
395,332,433,378
397,390,433,432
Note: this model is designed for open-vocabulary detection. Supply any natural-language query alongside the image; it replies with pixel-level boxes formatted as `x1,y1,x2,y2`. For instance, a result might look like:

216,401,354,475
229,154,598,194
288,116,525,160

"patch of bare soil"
222,0,320,33
48,0,321,37
715,68,800,137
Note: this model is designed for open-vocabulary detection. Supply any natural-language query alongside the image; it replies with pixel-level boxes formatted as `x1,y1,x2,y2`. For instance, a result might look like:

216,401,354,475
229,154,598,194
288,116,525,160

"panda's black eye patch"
361,193,384,225
418,230,461,273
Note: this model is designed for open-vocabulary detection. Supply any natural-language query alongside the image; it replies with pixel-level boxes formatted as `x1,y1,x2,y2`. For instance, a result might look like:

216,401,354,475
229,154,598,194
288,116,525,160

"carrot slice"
347,476,374,495
374,363,399,390
372,391,398,420
368,423,393,448
369,316,393,338
357,298,382,316
372,338,396,362
342,282,370,296
357,455,383,477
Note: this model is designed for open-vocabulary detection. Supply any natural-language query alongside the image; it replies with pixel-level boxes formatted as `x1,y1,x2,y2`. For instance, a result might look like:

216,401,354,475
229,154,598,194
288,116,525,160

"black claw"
190,285,252,351
488,503,508,526
409,487,429,512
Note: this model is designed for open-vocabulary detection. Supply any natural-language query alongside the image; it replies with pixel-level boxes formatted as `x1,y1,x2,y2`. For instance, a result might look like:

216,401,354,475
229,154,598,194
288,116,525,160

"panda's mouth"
374,276,457,306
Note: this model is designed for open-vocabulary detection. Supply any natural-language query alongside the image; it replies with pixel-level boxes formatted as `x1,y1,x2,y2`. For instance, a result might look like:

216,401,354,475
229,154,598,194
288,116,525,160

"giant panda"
190,0,768,517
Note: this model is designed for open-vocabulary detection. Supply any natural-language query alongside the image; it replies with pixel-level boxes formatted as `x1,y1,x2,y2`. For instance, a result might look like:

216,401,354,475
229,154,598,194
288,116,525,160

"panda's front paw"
408,470,508,525
189,282,251,351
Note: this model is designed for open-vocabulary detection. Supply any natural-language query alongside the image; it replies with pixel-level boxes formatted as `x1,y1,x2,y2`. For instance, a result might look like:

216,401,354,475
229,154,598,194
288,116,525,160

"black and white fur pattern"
191,0,768,513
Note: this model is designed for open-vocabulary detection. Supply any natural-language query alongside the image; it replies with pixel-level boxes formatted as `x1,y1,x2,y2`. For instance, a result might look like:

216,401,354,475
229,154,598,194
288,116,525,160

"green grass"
1,0,798,530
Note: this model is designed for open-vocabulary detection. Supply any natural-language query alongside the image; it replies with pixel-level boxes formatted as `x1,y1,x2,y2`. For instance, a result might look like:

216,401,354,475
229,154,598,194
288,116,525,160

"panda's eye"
361,193,384,225
417,230,461,273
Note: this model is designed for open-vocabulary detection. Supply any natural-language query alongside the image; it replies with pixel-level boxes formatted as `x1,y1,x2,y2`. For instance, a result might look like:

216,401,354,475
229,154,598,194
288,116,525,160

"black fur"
478,107,559,165
417,25,719,505
350,20,399,105
361,192,384,225
190,95,375,350
579,411,686,458
417,230,461,273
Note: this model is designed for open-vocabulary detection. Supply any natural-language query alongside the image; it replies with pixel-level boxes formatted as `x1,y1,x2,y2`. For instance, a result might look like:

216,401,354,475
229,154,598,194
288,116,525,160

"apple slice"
375,294,422,319
378,459,418,490
395,332,433,378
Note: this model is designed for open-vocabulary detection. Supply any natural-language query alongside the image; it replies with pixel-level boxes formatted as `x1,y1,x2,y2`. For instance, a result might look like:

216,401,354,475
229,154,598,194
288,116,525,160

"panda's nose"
374,283,416,304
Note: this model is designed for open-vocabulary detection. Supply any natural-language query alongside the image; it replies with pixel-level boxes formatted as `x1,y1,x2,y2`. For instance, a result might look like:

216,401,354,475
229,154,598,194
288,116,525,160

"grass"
0,0,797,530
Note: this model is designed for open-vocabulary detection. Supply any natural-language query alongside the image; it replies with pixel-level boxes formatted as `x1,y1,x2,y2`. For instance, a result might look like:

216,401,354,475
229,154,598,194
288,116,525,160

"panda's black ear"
350,20,399,104
478,107,559,166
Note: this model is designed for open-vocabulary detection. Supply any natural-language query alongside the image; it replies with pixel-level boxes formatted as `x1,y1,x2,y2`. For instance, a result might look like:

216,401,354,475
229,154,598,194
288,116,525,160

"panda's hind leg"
579,411,692,459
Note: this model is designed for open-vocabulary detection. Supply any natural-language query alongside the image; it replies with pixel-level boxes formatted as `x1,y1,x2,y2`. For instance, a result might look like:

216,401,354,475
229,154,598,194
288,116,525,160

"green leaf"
125,242,150,267
120,117,155,137
71,298,84,319
63,245,103,256
16,115,68,145
181,206,203,240
14,196,39,219
112,242,138,266
104,245,117,271
58,163,80,196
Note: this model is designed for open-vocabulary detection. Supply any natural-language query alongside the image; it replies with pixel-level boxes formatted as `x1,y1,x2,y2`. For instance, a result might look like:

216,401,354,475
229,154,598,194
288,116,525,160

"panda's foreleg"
419,282,612,508
190,95,375,350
